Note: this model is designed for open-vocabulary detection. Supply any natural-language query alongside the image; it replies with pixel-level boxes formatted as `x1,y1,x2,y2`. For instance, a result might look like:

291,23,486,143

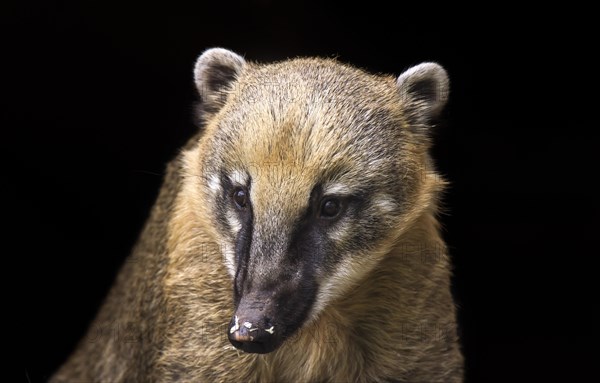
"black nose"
227,314,280,354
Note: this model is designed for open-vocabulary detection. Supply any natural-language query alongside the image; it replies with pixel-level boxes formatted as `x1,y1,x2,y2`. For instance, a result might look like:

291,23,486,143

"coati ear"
396,63,449,125
194,48,246,118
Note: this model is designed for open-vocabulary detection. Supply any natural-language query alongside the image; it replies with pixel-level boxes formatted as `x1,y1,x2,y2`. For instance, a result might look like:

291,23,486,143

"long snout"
227,220,320,354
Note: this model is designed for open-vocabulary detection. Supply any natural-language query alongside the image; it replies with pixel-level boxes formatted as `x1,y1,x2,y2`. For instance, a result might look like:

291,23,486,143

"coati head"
182,48,448,354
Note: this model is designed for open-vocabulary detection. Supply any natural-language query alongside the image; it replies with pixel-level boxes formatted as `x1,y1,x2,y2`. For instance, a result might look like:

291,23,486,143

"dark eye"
232,187,248,210
319,198,341,219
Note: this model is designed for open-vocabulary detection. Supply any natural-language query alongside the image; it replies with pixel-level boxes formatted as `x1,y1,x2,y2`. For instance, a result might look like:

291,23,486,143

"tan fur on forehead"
209,58,412,211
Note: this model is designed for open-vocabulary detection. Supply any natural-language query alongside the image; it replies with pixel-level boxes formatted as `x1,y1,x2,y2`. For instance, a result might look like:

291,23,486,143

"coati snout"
227,194,347,353
227,230,318,354
224,183,331,353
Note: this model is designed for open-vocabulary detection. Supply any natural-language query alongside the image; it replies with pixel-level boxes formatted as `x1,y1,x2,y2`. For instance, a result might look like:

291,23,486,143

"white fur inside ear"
193,47,246,99
396,62,449,118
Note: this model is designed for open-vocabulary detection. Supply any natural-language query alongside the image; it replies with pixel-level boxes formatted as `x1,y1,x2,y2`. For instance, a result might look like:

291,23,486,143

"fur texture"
52,48,463,382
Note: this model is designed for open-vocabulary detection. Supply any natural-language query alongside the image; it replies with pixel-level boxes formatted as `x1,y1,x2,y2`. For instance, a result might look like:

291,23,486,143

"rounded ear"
194,48,246,117
396,63,449,123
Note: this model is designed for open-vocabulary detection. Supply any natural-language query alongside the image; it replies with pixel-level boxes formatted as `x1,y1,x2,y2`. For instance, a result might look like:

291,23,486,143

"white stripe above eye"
229,169,249,186
208,174,221,194
323,183,351,196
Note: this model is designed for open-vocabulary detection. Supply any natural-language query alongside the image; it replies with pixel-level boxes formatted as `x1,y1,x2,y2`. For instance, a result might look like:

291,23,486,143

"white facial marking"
221,241,236,278
310,249,385,322
208,174,221,194
226,211,242,233
329,221,350,242
310,257,355,320
323,183,351,196
229,169,248,186
373,195,396,214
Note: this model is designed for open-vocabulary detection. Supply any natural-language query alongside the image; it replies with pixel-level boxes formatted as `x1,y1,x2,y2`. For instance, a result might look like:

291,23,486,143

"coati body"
52,48,463,382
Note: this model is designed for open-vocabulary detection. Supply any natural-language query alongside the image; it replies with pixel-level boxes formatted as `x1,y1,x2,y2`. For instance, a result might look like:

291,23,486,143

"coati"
52,48,463,382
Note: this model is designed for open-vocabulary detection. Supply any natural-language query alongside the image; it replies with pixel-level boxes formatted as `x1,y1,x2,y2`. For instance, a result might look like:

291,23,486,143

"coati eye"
232,187,248,210
319,198,341,219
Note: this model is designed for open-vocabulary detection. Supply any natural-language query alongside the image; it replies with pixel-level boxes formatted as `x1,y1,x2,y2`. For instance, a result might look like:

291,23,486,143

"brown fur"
52,50,463,382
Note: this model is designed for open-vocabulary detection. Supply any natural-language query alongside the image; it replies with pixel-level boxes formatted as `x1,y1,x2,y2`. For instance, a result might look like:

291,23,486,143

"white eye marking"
220,241,236,278
208,174,221,194
329,220,350,242
373,195,396,213
229,169,248,186
226,211,242,232
323,183,351,196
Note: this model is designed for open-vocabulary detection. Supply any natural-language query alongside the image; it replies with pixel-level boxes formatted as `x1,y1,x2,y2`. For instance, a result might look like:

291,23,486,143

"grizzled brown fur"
53,48,463,382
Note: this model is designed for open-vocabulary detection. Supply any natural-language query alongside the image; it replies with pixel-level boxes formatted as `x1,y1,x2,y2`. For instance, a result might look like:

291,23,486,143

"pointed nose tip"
227,315,279,354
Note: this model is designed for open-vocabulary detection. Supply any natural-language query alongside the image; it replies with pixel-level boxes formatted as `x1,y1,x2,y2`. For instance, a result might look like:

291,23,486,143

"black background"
10,2,596,382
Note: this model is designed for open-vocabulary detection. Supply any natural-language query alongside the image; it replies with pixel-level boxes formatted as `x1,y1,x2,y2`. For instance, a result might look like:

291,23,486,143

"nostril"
228,316,260,342
230,326,255,342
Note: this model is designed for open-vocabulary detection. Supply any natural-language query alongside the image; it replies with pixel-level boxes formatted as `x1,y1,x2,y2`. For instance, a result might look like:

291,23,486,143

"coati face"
186,48,448,354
